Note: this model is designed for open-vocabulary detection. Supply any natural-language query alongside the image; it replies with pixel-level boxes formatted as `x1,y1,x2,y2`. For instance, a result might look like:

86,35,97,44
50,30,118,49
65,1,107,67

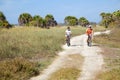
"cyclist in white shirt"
65,27,72,46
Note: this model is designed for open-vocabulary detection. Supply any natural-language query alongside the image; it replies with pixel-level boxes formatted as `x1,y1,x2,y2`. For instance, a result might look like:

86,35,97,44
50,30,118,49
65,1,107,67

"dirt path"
30,30,110,80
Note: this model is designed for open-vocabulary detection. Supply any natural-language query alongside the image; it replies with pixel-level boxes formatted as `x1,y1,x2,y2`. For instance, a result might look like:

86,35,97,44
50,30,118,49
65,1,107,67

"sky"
0,0,120,24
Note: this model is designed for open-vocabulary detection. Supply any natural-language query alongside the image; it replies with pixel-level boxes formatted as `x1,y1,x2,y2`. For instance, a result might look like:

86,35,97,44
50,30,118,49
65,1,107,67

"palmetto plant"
100,12,114,28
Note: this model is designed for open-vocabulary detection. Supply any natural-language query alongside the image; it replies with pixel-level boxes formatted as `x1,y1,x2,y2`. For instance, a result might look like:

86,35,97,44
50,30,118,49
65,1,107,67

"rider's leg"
68,36,70,46
89,35,92,47
87,35,89,46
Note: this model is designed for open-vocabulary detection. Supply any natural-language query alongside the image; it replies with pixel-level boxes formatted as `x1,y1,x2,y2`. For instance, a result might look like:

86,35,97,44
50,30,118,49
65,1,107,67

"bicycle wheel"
87,35,92,47
66,36,70,46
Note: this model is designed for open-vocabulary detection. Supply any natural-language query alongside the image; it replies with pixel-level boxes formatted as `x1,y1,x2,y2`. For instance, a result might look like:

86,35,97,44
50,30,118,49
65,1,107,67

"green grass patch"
48,68,80,80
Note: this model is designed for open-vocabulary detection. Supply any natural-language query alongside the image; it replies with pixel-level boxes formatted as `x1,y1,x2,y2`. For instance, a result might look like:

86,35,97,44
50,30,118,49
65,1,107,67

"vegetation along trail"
30,30,110,80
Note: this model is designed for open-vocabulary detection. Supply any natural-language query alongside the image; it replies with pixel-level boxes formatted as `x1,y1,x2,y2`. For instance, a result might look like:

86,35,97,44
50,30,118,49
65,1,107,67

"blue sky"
0,0,120,24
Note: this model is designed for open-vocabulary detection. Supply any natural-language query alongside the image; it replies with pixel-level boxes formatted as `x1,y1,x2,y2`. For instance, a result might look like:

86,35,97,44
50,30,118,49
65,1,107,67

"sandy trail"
30,30,110,80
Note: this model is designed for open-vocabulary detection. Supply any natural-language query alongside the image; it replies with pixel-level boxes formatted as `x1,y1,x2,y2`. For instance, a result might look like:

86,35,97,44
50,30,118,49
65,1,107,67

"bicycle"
87,35,92,47
66,36,70,46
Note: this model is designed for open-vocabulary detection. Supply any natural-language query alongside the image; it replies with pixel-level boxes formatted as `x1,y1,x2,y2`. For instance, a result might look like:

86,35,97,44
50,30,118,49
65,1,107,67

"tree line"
18,13,57,29
0,10,120,28
18,14,90,27
0,11,90,28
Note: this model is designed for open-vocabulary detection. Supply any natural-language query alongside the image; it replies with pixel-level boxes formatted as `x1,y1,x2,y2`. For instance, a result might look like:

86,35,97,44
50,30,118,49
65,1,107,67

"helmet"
88,25,92,28
67,26,70,29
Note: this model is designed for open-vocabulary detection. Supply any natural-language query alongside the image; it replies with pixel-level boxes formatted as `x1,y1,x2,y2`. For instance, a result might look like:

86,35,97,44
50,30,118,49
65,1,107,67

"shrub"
0,58,39,80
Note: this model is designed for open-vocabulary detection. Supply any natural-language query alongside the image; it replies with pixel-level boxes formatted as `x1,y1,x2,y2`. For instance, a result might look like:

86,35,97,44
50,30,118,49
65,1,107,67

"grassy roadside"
93,27,120,80
0,26,105,80
0,26,86,80
0,26,86,60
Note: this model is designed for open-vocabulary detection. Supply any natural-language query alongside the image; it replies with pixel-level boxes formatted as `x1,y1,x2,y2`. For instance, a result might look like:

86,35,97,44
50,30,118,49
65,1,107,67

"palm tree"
45,14,57,27
18,13,32,26
100,12,106,19
29,15,43,27
64,16,78,26
113,10,120,22
0,11,11,28
0,11,6,21
79,17,89,27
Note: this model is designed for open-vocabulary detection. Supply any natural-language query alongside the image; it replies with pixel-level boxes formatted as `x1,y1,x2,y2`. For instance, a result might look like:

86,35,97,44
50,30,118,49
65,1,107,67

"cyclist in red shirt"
86,25,93,46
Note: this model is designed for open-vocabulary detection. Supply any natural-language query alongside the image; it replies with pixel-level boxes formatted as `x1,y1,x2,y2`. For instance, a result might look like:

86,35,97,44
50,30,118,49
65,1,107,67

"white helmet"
88,25,92,28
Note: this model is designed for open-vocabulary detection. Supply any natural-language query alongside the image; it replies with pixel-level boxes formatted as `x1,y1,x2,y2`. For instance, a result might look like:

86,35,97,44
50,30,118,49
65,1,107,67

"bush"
0,58,39,80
